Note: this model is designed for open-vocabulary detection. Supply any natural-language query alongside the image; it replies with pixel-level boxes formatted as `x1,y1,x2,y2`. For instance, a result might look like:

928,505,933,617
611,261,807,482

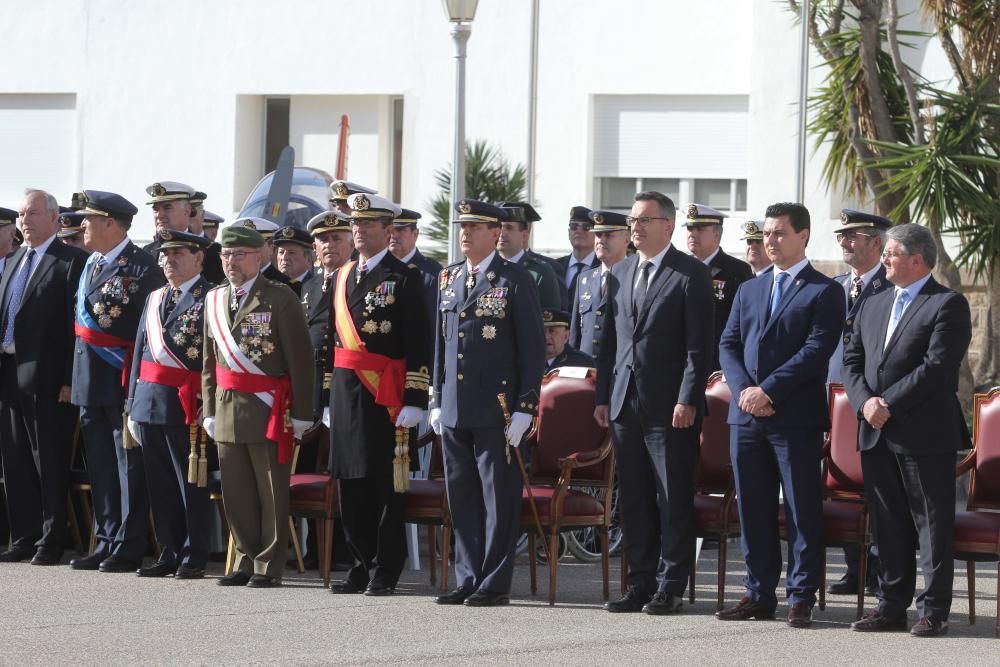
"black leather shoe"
642,592,683,615
827,574,859,595
30,548,63,566
364,582,395,596
604,586,653,613
910,616,948,637
851,609,908,632
434,586,476,605
99,555,140,573
330,579,368,594
464,590,510,607
247,574,281,588
217,571,252,586
174,565,205,580
715,596,776,621
70,553,105,570
137,561,177,577
0,547,34,563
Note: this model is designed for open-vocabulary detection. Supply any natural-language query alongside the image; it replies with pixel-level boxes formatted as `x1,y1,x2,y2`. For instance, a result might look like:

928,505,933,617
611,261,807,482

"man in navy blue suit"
717,202,844,628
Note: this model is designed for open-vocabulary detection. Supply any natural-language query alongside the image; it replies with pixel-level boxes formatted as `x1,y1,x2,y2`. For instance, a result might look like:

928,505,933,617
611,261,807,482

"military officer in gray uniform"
570,210,630,360
70,190,165,572
495,203,563,312
126,229,213,579
430,199,545,607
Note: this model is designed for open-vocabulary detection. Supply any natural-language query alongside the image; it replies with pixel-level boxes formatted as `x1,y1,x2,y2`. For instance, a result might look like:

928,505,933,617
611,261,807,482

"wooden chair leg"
968,560,976,625
600,526,609,601
320,518,334,586
855,543,866,620
818,551,826,611
289,517,305,573
427,525,437,588
440,525,451,593
548,532,560,605
689,556,696,604
994,561,999,638
528,532,537,596
717,536,728,611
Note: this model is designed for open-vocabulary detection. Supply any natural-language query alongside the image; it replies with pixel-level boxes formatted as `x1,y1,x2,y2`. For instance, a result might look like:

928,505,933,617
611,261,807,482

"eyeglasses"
220,250,254,261
881,250,910,260
567,223,593,231
624,216,670,226
835,232,875,242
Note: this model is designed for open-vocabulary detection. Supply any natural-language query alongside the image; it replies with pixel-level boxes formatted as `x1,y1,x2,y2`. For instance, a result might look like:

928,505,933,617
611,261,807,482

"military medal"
482,324,497,340
713,280,726,301
486,271,496,281
379,320,392,334
362,320,378,334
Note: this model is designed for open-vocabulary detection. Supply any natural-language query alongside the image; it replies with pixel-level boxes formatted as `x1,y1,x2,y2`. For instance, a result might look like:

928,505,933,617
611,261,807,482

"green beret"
220,225,265,248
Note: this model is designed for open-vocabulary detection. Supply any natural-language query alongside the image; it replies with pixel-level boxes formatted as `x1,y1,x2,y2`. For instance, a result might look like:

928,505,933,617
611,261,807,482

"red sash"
215,364,293,464
74,322,134,389
138,360,200,425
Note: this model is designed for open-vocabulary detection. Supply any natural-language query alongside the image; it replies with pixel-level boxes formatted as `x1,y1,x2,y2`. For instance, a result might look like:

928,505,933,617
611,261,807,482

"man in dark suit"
0,189,88,565
388,207,442,346
430,199,545,607
126,230,213,579
543,309,592,371
594,191,714,615
570,210,630,361
683,203,753,372
273,226,315,297
70,190,165,573
556,206,599,298
844,223,971,637
826,208,892,596
328,194,430,596
497,202,566,311
717,202,844,628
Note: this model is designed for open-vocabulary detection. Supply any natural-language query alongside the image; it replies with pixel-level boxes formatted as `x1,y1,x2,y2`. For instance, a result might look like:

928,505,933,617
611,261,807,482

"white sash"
206,287,274,408
144,287,186,369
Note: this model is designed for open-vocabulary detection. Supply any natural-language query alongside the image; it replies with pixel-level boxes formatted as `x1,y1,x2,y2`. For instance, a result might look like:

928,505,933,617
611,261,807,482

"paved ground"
1,544,997,665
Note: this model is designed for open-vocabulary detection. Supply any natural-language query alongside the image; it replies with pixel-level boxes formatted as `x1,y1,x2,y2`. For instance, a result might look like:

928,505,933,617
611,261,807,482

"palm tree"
423,140,527,263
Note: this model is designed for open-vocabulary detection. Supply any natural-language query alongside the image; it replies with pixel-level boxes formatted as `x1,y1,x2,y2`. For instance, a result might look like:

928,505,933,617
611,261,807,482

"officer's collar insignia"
872,278,881,290
117,256,128,266
408,263,417,269
486,271,496,281
193,287,202,297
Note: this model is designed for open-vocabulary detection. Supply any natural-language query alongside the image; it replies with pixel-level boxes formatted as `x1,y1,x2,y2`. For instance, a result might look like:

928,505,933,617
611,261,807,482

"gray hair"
886,223,936,269
23,188,59,214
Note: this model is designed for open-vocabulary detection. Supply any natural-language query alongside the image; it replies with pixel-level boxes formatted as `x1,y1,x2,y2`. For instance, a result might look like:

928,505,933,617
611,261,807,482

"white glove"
321,407,331,428
203,416,216,439
429,408,442,435
292,418,311,439
126,417,142,447
505,412,532,448
395,406,423,429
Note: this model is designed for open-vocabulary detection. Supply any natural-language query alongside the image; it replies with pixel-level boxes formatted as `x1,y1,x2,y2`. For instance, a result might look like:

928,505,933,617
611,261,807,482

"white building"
0,0,950,261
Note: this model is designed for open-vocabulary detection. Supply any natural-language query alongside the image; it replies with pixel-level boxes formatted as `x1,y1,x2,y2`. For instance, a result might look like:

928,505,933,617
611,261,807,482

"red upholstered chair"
402,431,451,591
521,367,614,605
288,428,338,585
689,372,740,610
779,383,869,619
953,386,1000,636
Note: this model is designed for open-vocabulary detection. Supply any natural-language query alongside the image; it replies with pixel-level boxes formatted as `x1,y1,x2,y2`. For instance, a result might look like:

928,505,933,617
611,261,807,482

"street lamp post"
443,0,479,263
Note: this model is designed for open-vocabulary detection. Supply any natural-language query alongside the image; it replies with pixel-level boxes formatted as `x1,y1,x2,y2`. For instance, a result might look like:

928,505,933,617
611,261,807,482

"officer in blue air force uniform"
570,210,631,360
125,230,214,579
429,199,545,608
70,190,165,572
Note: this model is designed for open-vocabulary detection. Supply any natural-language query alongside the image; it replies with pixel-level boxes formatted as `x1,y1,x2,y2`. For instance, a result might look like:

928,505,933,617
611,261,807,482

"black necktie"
90,256,106,286
633,260,652,316
356,260,368,285
569,261,585,293
163,287,181,319
848,276,864,309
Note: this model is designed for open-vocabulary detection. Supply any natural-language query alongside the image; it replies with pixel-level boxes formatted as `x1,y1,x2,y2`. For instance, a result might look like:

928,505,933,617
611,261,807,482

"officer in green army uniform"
495,203,563,312
201,226,314,588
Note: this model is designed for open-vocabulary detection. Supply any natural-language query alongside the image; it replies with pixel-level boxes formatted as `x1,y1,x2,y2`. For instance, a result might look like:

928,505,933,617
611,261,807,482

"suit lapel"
761,265,809,336
620,255,638,327
882,280,935,357
634,248,677,333
22,250,56,307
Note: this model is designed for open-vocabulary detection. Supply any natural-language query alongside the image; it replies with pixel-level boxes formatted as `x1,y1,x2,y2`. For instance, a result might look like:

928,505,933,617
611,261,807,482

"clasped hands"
862,396,891,429
738,386,775,418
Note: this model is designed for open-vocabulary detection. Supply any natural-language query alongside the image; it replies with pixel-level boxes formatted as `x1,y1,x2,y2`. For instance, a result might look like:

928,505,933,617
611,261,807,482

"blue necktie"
2,249,36,347
885,289,910,347
769,271,788,318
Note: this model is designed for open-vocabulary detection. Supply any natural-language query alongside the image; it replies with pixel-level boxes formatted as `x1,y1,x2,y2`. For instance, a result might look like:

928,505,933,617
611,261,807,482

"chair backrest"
823,383,864,497
530,367,610,485
969,387,1000,510
696,372,733,494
